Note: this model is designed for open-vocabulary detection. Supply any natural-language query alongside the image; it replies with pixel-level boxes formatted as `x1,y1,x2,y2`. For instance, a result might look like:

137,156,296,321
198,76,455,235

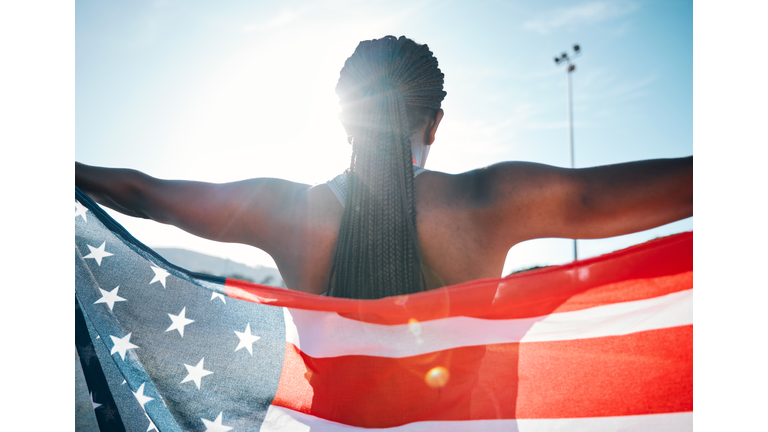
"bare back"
264,156,693,295
273,170,515,295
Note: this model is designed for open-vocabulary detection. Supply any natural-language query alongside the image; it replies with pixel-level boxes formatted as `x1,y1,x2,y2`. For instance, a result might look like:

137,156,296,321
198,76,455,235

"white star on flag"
211,292,226,303
166,307,194,337
133,383,154,408
182,358,213,390
149,265,170,288
234,323,261,355
110,333,139,360
90,392,101,410
145,412,157,432
201,412,233,432
75,200,89,222
84,241,114,266
94,286,126,311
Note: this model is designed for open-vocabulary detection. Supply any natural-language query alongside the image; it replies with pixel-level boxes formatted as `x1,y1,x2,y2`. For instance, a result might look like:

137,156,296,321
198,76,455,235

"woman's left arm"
470,156,693,245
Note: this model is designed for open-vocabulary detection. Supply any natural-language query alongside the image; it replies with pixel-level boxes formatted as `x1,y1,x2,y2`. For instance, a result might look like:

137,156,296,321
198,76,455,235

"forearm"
569,156,693,238
75,162,154,219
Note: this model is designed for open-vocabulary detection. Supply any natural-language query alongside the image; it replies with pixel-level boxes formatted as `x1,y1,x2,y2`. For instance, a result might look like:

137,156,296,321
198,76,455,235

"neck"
411,138,430,168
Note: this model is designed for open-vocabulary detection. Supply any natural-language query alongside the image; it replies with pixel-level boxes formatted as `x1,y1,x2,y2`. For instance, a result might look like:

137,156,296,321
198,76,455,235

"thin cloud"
608,73,658,100
524,1,639,35
582,71,659,103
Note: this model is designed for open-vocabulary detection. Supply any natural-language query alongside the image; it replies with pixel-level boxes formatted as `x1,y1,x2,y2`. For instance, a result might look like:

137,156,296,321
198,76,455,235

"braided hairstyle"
327,36,446,299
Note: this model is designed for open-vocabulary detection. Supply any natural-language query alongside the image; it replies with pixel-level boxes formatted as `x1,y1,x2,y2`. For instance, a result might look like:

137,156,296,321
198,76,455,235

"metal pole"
567,64,578,261
554,46,581,262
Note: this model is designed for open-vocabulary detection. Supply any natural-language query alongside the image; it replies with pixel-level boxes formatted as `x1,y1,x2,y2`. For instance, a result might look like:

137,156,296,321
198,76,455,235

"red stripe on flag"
509,325,692,418
225,232,692,325
549,271,692,314
273,326,692,428
273,342,314,414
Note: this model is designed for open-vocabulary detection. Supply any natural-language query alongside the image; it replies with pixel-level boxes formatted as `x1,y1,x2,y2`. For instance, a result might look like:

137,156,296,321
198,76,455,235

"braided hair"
327,36,447,299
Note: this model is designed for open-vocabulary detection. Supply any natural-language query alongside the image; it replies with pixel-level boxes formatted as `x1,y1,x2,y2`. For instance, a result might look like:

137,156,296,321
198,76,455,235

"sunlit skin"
75,107,692,295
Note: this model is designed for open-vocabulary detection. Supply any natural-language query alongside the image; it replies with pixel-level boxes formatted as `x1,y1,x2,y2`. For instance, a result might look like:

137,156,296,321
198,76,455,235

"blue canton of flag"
75,188,287,431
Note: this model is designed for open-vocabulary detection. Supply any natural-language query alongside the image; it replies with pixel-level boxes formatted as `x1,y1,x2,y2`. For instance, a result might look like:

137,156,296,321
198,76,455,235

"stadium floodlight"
554,44,582,261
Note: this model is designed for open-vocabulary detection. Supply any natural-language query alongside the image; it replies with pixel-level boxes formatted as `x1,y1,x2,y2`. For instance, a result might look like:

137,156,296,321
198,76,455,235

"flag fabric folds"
75,187,693,431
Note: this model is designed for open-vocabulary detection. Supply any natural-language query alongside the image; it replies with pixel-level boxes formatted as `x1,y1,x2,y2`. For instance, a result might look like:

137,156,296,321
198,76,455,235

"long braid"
328,36,446,299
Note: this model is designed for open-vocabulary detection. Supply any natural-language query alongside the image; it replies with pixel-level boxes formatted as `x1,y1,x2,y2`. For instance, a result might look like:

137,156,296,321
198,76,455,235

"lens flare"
425,366,449,388
408,318,421,336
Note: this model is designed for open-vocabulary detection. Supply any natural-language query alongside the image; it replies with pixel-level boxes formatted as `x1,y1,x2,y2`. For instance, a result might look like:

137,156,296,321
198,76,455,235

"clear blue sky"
75,0,693,274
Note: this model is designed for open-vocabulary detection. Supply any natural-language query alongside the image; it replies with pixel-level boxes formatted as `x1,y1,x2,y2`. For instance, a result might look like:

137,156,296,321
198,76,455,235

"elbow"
107,170,156,219
124,172,164,220
564,173,599,225
122,182,152,219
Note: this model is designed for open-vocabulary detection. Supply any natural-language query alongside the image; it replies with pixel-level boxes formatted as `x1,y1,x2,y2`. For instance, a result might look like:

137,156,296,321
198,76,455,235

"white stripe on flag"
262,405,693,432
284,307,301,349
287,289,692,358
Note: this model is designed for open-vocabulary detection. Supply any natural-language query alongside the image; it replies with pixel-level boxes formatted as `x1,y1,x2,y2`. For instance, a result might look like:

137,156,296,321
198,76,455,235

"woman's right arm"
76,162,158,219
75,162,311,249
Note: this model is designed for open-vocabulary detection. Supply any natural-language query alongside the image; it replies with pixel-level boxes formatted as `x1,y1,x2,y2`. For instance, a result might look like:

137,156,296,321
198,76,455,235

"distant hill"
153,248,284,287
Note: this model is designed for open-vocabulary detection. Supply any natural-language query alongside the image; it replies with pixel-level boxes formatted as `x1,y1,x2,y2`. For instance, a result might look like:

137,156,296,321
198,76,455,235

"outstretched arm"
75,162,310,249
467,156,692,245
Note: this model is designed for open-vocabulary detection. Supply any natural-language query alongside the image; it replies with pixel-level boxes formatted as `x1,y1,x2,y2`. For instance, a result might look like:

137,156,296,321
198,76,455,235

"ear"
424,109,444,146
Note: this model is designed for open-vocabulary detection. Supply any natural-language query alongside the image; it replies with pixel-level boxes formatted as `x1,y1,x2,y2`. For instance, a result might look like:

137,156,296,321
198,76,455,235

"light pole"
554,44,581,261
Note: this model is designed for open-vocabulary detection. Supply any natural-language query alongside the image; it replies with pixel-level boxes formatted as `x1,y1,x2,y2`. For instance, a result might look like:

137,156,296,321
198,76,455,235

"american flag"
75,187,693,431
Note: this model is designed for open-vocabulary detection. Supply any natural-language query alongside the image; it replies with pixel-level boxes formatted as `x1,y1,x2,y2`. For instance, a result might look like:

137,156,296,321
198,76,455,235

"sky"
75,0,693,275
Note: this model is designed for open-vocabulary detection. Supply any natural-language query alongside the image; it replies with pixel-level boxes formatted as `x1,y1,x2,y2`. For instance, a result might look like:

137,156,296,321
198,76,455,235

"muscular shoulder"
414,162,577,247
416,162,561,209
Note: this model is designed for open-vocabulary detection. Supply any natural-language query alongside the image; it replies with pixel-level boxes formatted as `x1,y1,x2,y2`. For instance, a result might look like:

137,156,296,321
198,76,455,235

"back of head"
328,36,446,299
